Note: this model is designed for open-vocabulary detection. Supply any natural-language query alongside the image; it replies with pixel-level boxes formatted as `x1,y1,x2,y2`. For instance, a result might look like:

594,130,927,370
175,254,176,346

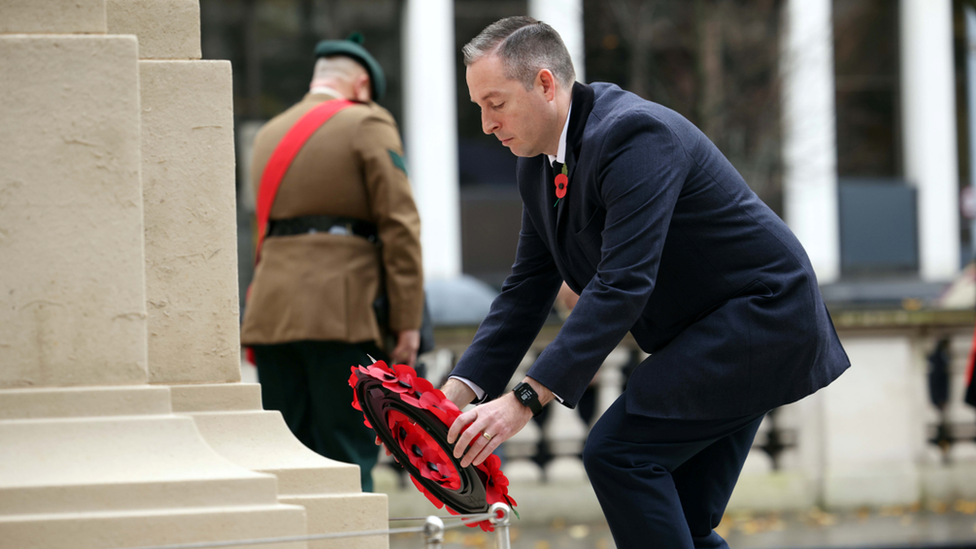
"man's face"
466,54,557,158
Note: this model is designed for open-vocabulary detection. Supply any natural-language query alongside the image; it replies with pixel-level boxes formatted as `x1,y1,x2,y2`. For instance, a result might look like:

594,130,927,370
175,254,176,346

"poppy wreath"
349,360,518,531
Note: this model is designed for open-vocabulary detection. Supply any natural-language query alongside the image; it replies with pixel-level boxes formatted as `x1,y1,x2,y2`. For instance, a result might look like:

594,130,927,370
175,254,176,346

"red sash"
253,98,356,263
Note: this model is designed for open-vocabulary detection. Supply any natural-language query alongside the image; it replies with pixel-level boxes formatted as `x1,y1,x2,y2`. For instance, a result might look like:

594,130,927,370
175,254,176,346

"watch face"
516,385,534,402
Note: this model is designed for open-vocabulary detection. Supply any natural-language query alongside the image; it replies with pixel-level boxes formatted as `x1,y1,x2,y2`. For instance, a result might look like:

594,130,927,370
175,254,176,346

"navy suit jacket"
452,82,849,420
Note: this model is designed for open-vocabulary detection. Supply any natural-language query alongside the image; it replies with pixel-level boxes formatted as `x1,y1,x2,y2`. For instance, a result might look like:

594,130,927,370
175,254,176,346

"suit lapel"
543,160,559,239
554,82,596,234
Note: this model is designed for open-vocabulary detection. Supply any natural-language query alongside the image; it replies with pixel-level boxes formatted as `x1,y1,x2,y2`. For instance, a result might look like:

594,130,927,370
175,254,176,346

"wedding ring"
483,432,494,441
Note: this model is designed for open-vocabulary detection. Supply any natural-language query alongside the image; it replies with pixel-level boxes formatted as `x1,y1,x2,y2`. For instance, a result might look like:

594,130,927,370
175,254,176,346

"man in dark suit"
442,16,850,549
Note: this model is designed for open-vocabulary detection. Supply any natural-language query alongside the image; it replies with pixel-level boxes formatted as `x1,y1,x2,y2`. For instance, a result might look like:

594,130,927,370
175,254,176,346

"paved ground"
388,505,976,549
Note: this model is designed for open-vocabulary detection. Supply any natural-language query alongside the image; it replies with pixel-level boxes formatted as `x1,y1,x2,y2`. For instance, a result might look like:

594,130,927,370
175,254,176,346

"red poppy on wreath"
400,375,434,408
348,360,517,531
481,453,517,510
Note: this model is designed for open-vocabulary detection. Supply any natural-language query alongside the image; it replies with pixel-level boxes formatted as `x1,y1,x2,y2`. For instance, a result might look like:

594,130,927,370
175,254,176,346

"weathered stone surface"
139,60,240,384
0,35,147,388
106,0,201,59
0,386,171,420
1,0,106,34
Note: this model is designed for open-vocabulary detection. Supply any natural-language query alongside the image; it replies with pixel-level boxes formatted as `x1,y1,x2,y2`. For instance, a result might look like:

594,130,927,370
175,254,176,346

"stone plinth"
0,35,147,388
139,59,241,384
106,0,201,59
129,8,388,544
0,6,310,547
170,384,388,549
1,0,106,34
0,386,308,548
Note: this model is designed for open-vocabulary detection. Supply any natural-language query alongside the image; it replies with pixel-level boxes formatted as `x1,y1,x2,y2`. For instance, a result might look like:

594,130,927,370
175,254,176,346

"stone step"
171,384,387,549
188,410,361,496
281,493,388,549
0,503,307,549
0,415,282,515
170,383,261,413
0,386,172,420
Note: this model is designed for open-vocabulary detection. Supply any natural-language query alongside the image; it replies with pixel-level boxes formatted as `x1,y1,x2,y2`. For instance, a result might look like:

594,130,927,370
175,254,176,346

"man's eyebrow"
473,91,501,103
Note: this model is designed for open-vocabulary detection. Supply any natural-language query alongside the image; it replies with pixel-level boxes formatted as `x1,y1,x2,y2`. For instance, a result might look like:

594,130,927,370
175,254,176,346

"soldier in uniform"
241,36,423,492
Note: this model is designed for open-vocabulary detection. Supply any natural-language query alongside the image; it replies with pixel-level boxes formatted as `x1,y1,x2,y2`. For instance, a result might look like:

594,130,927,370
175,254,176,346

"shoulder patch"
388,149,408,175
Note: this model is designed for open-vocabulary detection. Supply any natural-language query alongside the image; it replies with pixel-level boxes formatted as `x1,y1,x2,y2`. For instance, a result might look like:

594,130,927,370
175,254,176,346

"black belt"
266,215,378,243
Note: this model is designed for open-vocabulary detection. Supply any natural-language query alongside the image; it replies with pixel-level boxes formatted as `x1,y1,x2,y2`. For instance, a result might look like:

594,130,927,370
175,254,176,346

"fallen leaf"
879,505,905,517
740,520,763,535
808,507,838,527
568,525,589,539
955,500,976,515
462,532,487,547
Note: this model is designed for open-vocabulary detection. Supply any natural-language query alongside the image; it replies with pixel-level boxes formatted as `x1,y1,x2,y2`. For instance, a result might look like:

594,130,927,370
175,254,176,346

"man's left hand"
390,329,420,367
447,392,533,468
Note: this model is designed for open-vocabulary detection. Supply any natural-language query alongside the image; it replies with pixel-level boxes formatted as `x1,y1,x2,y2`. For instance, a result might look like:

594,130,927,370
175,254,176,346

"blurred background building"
206,0,976,311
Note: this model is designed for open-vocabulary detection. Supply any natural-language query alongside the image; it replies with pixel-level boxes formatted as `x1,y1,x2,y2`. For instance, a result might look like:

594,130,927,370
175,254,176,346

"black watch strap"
513,381,543,416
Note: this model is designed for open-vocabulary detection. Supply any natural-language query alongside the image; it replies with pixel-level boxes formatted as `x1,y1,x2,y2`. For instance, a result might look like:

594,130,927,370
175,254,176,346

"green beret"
314,33,386,101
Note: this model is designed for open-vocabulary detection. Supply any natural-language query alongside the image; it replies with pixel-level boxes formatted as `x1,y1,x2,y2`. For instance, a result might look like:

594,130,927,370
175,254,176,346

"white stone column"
781,0,840,283
402,0,460,280
529,0,585,83
901,0,961,281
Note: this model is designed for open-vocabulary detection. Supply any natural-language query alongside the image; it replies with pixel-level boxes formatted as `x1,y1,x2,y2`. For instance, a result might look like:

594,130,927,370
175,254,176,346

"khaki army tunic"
241,92,423,349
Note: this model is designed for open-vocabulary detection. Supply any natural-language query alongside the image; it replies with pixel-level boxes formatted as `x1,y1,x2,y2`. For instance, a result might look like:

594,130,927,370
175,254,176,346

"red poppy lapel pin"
554,163,568,207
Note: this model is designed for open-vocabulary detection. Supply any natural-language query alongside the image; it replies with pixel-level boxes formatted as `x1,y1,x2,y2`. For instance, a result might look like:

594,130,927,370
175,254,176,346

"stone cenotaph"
0,1,387,547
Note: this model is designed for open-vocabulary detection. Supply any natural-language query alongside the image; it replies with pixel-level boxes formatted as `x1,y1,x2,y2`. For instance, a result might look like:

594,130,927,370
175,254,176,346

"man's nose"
481,112,499,135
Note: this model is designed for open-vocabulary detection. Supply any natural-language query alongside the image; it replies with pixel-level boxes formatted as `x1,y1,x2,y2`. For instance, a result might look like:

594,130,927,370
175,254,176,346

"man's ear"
354,74,372,102
537,69,557,102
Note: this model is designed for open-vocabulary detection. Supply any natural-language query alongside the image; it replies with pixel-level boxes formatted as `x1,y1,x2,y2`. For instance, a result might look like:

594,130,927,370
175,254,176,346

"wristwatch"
512,382,543,416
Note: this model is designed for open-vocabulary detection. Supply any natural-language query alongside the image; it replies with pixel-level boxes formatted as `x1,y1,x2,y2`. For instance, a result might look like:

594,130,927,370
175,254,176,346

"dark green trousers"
252,340,383,492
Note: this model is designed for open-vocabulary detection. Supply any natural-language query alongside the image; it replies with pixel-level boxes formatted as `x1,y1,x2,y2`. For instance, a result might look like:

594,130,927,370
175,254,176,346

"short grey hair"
313,56,367,83
462,16,576,90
